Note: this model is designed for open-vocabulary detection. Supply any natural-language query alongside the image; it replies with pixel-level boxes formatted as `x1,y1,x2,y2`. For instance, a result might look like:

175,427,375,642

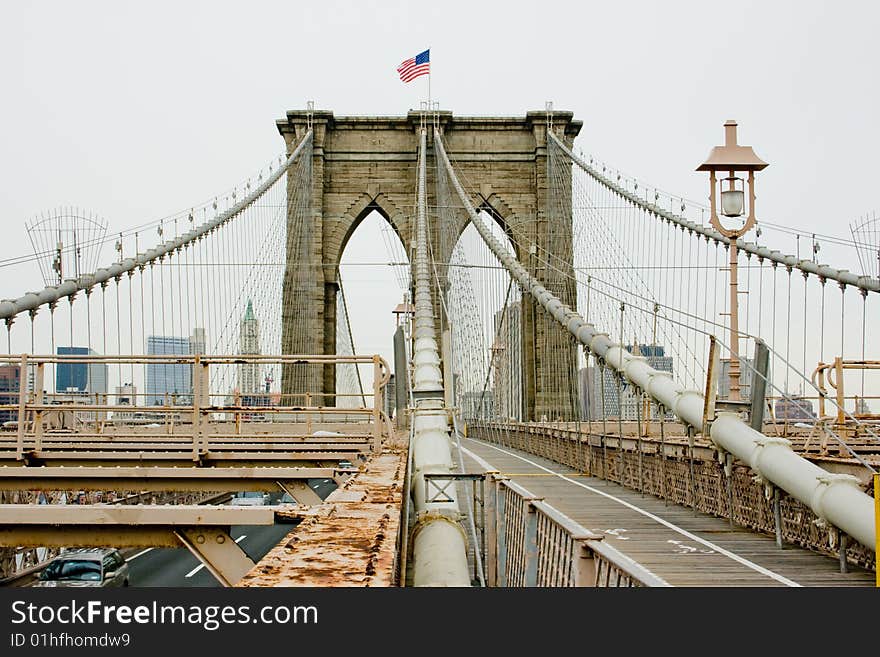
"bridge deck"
461,438,875,587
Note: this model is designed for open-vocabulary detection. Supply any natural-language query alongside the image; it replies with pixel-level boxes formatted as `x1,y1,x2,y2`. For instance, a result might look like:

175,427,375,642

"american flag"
397,49,430,83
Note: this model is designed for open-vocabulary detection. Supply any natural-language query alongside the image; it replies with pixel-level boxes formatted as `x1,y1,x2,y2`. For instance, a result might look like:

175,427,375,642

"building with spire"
238,299,261,397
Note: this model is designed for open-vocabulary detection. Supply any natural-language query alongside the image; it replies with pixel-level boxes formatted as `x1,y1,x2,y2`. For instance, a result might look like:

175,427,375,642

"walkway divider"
408,127,471,586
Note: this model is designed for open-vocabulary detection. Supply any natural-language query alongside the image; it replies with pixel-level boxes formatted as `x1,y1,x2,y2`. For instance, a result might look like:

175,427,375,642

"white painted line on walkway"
185,535,247,578
462,440,801,587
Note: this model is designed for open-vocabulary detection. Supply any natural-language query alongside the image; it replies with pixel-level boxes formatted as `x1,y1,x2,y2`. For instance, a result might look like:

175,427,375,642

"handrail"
493,475,669,587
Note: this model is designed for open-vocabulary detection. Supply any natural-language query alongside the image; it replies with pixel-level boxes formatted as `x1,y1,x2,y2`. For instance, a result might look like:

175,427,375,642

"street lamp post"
697,120,768,401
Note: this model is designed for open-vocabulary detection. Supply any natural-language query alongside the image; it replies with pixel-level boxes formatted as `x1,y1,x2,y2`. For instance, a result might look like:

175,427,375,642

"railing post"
16,354,27,460
573,540,599,587
234,390,241,435
191,355,201,462
524,500,539,587
485,473,499,586
200,361,210,454
874,472,879,588
372,355,382,450
33,363,44,455
834,357,845,426
773,486,784,549
496,480,507,587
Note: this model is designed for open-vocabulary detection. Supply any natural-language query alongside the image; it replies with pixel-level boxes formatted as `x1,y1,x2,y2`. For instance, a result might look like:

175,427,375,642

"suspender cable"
435,129,877,553
0,132,314,323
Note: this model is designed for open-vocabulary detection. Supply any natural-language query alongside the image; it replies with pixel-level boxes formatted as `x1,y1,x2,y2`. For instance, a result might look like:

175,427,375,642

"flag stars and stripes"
397,49,430,83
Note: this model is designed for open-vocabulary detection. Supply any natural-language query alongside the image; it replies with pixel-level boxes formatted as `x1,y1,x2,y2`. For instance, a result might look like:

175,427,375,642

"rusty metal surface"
239,445,407,587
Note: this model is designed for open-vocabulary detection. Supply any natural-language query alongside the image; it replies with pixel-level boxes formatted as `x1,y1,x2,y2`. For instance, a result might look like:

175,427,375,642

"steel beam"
0,504,273,525
0,526,183,548
0,466,338,492
275,480,323,506
176,528,256,587
409,127,471,587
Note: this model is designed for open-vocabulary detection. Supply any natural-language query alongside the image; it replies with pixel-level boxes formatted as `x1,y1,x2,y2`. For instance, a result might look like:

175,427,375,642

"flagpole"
427,46,431,110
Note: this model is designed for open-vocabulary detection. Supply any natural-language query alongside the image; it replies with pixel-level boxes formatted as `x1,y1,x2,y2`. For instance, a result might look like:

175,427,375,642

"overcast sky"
1,0,878,369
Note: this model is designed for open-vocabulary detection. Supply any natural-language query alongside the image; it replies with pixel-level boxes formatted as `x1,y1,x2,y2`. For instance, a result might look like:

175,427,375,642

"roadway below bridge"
461,438,876,587
126,523,295,587
123,479,335,588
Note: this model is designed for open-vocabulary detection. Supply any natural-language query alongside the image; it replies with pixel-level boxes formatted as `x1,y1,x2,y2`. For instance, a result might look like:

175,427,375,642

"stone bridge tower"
277,109,581,420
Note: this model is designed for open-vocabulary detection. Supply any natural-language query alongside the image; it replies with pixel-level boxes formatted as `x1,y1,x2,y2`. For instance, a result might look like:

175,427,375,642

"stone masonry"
277,109,581,420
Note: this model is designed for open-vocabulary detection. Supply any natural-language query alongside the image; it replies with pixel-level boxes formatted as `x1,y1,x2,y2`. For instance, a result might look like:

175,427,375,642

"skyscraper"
146,336,191,405
719,357,757,401
238,300,261,397
190,327,206,356
586,343,673,420
491,302,522,421
55,347,108,397
0,364,20,424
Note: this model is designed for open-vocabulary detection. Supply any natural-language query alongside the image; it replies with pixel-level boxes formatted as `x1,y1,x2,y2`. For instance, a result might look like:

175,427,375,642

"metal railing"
486,474,668,587
0,353,393,460
474,422,878,572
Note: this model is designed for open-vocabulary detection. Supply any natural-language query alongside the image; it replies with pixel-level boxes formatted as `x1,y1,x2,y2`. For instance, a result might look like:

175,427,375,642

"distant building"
0,364,20,423
55,346,107,397
491,302,522,421
774,396,816,421
718,357,762,401
582,344,673,420
238,300,261,396
190,328,206,356
146,336,191,405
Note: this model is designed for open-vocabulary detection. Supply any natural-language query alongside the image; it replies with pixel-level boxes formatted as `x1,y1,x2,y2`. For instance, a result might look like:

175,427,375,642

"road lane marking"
127,548,154,561
185,535,247,578
461,441,802,587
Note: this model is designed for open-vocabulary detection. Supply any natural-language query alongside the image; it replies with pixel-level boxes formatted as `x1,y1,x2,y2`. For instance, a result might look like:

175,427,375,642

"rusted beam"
239,446,406,587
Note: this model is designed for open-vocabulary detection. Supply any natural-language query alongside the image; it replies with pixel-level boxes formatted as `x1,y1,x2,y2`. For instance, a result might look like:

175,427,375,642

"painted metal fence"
486,474,668,587
474,422,877,572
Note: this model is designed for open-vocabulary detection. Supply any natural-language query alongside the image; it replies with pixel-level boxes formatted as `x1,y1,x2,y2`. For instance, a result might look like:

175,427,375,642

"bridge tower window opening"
337,210,409,406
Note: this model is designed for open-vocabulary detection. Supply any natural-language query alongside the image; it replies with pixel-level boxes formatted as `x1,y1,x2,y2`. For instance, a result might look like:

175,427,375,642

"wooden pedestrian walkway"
461,438,875,587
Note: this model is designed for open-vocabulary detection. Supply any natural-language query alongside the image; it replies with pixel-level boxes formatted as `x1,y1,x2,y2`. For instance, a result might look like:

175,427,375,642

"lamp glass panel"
721,189,745,217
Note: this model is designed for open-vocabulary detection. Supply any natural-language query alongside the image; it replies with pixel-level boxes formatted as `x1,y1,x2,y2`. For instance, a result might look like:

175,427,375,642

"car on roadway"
32,548,130,587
